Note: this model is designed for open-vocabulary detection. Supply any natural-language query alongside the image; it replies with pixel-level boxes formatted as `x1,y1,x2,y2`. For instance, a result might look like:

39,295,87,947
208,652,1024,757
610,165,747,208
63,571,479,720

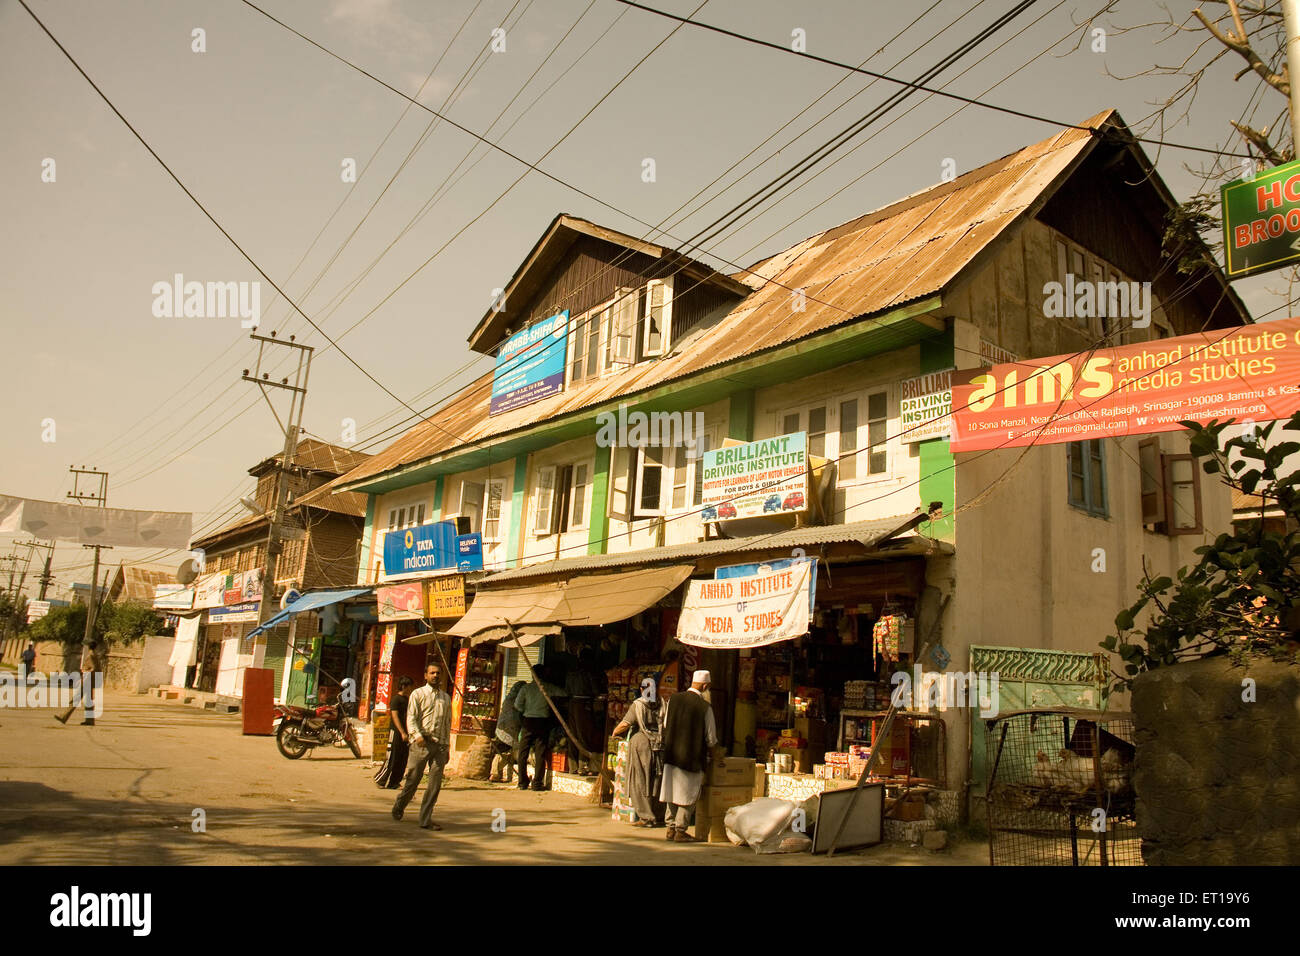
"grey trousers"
667,803,694,830
393,740,448,827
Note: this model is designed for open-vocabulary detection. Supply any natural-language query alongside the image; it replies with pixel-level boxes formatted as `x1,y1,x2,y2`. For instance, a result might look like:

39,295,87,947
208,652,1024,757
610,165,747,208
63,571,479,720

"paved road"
0,691,985,865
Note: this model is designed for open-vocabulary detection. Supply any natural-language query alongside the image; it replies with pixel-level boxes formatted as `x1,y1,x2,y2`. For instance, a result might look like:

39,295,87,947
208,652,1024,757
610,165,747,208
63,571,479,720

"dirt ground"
0,689,988,866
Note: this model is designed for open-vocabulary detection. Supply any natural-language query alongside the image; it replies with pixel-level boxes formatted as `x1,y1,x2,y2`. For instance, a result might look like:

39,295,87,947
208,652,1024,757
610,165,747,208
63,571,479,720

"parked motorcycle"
274,698,362,759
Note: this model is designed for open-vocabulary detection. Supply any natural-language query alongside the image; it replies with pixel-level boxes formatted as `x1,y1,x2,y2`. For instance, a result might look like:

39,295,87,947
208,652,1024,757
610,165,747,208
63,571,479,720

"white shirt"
406,684,451,747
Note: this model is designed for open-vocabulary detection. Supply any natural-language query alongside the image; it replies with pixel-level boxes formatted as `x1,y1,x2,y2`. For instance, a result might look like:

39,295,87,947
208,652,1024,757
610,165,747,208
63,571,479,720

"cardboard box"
794,717,827,745
693,811,732,843
701,784,753,816
708,756,756,786
886,792,926,821
754,763,767,797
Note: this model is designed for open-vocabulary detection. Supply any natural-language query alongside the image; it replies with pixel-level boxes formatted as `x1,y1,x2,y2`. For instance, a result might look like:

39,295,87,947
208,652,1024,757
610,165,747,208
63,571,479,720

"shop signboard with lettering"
700,432,807,520
677,562,813,649
950,316,1300,451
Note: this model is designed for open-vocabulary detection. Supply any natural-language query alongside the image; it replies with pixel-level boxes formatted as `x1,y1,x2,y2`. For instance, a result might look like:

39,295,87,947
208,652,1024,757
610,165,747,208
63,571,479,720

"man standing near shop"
507,665,566,791
392,662,452,831
658,669,717,843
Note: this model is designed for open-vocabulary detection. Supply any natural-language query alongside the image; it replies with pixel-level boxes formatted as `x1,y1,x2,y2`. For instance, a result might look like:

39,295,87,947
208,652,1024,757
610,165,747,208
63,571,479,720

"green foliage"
1162,194,1221,276
24,599,163,649
99,600,164,644
1104,412,1300,691
0,591,28,636
26,603,89,648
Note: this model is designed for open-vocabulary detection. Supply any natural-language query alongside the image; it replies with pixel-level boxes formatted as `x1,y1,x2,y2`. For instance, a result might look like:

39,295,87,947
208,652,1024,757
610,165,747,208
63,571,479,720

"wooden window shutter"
1138,437,1165,527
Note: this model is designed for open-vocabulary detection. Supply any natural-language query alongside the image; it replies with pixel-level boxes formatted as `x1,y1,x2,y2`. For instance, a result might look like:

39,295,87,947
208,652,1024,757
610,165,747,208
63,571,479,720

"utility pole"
37,543,55,601
14,539,53,602
241,331,313,628
1284,0,1300,151
67,466,108,727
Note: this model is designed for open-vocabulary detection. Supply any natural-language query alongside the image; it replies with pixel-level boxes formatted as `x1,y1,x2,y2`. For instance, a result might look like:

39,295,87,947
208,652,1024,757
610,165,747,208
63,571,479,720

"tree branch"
1194,1,1290,95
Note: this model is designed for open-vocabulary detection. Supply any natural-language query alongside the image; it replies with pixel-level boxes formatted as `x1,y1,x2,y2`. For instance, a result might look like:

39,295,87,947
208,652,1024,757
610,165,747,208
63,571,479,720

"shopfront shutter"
502,643,544,699
262,625,289,700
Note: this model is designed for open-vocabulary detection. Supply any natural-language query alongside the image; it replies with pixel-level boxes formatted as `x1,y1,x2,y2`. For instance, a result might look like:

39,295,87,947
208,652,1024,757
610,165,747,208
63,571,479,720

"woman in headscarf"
374,676,414,788
612,679,665,828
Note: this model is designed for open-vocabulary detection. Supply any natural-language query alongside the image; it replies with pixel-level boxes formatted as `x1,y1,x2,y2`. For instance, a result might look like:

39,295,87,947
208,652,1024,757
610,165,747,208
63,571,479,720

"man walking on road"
658,670,717,843
54,639,103,726
392,662,452,831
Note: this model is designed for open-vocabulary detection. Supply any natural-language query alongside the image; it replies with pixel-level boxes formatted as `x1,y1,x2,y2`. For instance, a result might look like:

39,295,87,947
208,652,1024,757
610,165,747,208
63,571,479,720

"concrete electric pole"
241,331,313,628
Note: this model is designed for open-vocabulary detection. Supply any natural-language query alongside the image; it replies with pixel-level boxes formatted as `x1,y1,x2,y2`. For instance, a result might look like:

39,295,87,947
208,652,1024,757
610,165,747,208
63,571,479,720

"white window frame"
533,465,557,537
779,391,893,488
608,287,639,367
631,429,713,519
641,278,673,358
632,446,667,519
567,462,591,532
482,478,506,544
568,301,612,387
459,481,485,535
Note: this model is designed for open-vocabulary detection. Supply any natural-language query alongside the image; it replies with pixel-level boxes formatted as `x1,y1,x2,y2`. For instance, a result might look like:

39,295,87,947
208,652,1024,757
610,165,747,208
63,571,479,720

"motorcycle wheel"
276,720,310,759
345,724,362,759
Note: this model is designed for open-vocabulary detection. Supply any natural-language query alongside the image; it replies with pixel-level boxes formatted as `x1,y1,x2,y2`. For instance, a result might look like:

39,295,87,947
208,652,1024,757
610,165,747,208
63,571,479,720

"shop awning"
446,564,694,646
401,624,560,647
246,587,373,638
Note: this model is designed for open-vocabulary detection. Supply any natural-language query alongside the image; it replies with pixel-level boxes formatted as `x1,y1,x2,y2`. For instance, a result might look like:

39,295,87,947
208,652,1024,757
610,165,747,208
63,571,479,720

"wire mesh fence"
985,709,1141,866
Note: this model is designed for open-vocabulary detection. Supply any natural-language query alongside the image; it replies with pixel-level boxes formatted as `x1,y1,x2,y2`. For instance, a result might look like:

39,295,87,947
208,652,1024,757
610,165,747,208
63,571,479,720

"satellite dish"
280,587,302,610
177,559,199,585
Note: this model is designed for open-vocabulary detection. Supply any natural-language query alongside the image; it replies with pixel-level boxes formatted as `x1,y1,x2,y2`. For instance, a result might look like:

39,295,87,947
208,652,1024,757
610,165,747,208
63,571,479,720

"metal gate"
968,646,1106,801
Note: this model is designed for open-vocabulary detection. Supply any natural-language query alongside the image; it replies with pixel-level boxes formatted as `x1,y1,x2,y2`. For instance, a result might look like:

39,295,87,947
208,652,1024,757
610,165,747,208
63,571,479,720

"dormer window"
567,278,675,386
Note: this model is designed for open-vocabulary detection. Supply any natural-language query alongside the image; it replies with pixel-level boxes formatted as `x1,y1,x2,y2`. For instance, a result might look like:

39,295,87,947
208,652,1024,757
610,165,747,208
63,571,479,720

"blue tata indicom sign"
384,521,485,576
490,311,568,416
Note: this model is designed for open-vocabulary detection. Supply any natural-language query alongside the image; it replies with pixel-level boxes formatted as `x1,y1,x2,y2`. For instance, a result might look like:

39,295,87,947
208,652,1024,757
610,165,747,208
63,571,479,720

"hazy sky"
0,0,1292,592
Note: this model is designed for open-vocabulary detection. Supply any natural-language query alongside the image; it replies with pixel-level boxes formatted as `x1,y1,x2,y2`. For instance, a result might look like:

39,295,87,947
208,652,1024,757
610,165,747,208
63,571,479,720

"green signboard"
1222,158,1300,279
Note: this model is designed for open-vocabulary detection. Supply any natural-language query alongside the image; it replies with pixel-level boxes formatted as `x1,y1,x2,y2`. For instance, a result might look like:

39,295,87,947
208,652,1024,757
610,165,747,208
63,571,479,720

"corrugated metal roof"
337,114,1108,491
479,515,947,585
250,438,373,478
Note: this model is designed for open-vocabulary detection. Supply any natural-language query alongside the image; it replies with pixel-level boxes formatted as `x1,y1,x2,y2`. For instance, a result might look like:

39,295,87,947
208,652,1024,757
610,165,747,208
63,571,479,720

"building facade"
334,112,1248,808
175,439,371,702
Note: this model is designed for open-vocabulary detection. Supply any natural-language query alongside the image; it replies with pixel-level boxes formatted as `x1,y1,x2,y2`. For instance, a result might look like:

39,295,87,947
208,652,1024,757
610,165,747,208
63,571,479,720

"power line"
610,0,1256,160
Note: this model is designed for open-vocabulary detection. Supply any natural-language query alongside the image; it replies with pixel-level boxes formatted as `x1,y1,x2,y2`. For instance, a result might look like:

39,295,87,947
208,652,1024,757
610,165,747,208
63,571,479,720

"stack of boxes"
693,753,756,843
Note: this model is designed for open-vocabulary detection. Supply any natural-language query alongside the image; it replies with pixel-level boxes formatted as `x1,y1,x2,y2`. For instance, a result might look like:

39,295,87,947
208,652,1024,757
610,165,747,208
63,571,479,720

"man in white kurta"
658,670,717,842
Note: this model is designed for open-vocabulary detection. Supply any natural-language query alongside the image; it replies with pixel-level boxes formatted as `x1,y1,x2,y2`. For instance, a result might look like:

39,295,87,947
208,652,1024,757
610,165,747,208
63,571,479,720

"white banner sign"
899,369,953,444
677,561,812,648
26,600,51,623
0,495,191,549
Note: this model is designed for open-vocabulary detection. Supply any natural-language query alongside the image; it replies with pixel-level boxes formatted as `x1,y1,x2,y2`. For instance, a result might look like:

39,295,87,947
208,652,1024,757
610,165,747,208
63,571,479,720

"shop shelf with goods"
829,710,946,788
453,647,503,734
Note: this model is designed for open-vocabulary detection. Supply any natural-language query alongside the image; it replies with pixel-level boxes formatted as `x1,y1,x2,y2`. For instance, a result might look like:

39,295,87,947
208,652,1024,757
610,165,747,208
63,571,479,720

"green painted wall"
506,455,528,567
918,331,956,541
728,389,755,441
588,444,612,555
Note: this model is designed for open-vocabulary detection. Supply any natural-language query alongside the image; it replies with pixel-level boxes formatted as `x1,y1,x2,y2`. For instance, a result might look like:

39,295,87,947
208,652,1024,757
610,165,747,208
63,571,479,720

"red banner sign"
949,318,1300,451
